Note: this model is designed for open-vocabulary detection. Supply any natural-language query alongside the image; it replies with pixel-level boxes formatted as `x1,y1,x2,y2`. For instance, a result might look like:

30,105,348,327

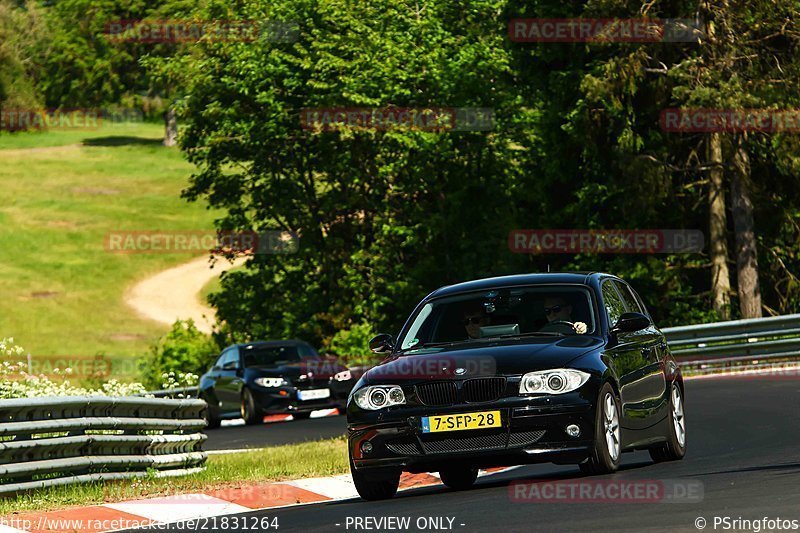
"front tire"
202,394,221,430
241,388,261,425
580,383,621,475
350,456,400,501
649,383,686,462
440,466,478,490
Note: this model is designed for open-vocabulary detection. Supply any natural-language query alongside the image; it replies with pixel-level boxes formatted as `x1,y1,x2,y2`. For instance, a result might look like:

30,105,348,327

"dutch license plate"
421,410,502,433
298,389,330,401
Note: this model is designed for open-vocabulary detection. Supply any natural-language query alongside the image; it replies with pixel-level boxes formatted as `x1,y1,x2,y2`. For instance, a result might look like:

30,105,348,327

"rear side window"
628,286,650,317
601,281,626,326
614,281,643,314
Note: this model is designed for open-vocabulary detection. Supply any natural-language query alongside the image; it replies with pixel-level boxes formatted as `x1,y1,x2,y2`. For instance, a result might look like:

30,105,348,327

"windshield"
398,285,597,350
242,344,318,367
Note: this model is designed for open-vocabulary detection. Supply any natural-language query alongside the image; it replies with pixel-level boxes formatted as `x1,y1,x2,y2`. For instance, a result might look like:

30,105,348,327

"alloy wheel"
604,392,620,461
672,385,686,448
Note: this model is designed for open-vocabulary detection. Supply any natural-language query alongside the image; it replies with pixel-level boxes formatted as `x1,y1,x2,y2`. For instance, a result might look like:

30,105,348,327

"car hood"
246,360,346,380
363,337,602,383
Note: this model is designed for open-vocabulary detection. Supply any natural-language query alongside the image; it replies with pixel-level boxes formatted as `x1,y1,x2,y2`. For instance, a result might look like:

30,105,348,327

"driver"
543,296,573,323
542,295,587,334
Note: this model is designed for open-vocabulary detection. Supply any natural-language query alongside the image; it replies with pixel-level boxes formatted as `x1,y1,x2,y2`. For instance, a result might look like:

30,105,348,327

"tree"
171,0,524,344
0,1,45,115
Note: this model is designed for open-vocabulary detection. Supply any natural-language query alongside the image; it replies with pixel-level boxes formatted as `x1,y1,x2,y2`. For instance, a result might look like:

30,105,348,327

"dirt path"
125,256,247,334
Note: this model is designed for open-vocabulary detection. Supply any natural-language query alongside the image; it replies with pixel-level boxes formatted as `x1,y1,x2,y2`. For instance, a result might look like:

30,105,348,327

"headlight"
353,385,406,410
334,370,352,382
519,369,590,395
254,377,288,388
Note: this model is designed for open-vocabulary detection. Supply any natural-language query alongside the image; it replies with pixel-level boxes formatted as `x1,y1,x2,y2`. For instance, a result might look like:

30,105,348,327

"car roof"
427,272,618,299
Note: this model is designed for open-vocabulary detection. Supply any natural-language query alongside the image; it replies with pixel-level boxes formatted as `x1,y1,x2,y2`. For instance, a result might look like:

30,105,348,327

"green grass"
0,121,163,150
0,437,349,514
0,122,220,372
198,263,243,306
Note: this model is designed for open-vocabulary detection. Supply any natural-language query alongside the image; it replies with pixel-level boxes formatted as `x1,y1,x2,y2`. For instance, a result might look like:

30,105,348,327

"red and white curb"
220,408,340,428
3,468,516,533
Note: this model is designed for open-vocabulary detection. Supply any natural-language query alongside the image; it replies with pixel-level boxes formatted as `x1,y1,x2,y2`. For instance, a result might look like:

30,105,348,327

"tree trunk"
708,132,731,319
730,134,762,318
163,107,178,147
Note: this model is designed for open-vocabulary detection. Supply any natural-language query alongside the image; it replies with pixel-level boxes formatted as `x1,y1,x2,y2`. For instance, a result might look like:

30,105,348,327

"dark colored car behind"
199,340,349,427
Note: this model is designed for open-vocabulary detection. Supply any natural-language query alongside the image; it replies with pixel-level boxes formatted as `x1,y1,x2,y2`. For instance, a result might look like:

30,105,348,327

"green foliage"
141,320,218,390
326,322,376,365
0,338,148,398
0,0,45,110
170,0,528,345
3,0,800,352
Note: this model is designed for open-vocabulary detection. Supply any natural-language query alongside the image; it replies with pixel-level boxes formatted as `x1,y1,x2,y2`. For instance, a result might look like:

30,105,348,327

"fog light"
360,441,373,455
566,424,581,438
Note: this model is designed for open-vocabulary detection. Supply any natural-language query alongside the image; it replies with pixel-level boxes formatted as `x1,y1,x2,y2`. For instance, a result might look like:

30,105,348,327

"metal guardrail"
663,313,800,363
144,386,199,398
0,396,207,495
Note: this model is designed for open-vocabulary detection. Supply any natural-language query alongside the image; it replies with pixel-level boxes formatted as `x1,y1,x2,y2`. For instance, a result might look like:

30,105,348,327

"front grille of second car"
415,382,458,406
463,377,506,403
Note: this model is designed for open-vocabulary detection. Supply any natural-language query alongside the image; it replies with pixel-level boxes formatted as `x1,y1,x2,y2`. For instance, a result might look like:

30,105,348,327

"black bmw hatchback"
200,340,349,428
347,272,686,500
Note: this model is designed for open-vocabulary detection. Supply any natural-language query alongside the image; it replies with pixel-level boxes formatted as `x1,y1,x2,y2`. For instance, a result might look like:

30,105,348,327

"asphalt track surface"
203,414,346,451
144,376,800,532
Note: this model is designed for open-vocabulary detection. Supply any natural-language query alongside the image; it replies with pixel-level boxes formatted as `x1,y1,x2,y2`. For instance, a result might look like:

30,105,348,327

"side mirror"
369,333,395,354
611,312,651,334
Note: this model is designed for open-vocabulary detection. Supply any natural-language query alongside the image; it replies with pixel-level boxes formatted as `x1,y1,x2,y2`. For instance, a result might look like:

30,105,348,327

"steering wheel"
539,320,576,334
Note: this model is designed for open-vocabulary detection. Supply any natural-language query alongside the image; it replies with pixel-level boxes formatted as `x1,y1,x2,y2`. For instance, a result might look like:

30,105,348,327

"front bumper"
250,386,339,415
348,390,598,473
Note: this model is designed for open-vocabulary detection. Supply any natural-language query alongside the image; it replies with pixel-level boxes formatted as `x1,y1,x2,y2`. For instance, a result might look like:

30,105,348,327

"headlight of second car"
334,370,352,382
353,385,406,410
254,377,288,388
519,369,590,395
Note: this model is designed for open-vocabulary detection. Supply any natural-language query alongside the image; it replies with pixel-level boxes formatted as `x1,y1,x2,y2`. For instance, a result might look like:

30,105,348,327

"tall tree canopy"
3,0,799,350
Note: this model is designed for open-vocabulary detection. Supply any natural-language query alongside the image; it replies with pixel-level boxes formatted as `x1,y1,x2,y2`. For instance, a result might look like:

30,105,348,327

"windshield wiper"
402,340,473,351
497,331,565,338
402,332,564,351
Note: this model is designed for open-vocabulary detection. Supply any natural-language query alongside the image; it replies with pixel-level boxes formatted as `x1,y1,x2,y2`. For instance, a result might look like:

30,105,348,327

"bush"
141,320,218,390
0,338,148,398
326,322,379,366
